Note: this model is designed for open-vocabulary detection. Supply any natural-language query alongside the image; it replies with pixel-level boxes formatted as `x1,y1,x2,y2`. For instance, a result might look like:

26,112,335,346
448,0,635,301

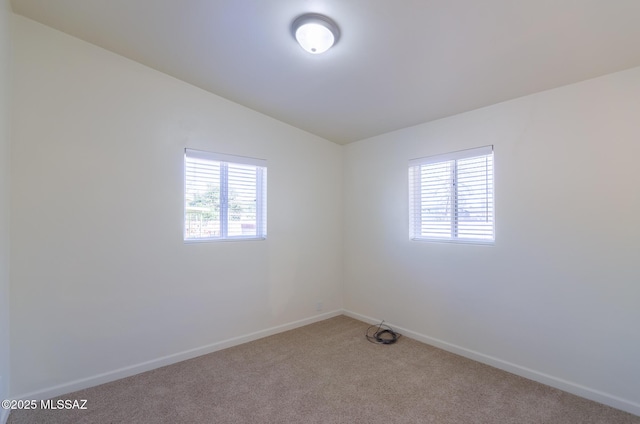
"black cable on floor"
365,320,401,345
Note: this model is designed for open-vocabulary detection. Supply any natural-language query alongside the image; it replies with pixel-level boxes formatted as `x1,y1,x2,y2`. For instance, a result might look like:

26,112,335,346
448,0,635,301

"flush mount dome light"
292,13,340,54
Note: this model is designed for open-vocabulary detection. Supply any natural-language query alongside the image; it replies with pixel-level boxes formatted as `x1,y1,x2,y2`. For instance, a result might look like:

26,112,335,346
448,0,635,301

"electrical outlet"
316,301,323,312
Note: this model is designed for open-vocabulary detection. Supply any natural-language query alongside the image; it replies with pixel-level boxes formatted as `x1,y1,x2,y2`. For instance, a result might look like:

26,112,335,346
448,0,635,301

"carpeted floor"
7,315,640,423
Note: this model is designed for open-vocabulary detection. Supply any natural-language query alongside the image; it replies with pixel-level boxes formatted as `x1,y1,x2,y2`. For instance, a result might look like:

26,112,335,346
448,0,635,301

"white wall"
0,1,11,422
8,8,640,417
10,15,343,397
344,67,640,414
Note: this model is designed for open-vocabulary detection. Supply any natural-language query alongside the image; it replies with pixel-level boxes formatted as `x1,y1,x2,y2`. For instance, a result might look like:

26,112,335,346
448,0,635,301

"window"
409,146,494,243
184,149,267,241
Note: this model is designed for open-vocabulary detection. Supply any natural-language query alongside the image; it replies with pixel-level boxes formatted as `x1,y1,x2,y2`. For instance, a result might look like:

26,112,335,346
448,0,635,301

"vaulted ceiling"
11,0,640,144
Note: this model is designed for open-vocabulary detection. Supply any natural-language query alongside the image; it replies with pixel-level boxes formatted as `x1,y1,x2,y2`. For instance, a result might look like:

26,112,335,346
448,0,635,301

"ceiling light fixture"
292,13,340,54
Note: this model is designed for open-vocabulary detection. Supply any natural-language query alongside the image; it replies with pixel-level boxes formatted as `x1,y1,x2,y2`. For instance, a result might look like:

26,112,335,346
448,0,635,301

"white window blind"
409,146,494,243
184,149,266,241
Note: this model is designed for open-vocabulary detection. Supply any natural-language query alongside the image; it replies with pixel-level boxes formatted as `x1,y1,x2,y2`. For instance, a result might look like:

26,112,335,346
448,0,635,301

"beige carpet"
7,315,640,423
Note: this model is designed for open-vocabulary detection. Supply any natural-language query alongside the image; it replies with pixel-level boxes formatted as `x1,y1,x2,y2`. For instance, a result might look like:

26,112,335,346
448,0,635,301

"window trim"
409,146,494,245
184,148,267,242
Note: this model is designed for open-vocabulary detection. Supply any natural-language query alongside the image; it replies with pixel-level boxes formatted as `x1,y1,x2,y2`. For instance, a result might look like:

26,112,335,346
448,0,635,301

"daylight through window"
409,146,494,243
184,149,266,241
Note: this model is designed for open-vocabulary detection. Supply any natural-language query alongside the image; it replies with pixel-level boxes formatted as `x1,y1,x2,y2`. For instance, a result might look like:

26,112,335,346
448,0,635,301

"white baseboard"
0,408,9,424
343,309,640,417
13,310,342,402
13,309,639,418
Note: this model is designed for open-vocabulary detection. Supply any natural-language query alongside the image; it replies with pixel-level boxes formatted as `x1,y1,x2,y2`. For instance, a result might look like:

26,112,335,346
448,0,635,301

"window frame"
409,145,494,244
184,148,267,242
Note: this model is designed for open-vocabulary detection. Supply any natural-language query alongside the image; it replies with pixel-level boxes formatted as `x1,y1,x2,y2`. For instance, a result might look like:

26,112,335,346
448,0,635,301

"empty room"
1,1,639,423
